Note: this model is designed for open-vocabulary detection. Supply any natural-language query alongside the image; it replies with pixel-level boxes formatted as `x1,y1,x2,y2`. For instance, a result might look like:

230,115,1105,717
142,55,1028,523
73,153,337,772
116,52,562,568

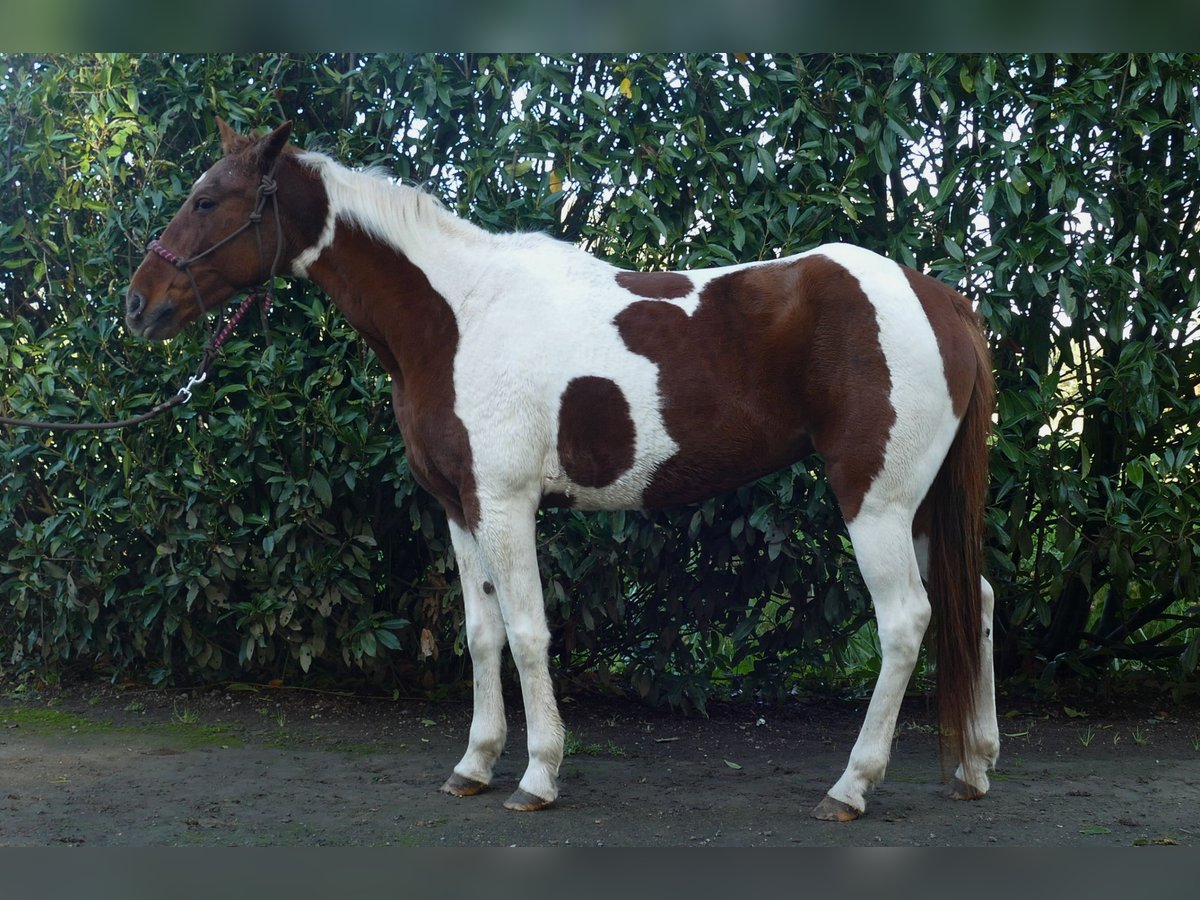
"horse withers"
126,119,999,820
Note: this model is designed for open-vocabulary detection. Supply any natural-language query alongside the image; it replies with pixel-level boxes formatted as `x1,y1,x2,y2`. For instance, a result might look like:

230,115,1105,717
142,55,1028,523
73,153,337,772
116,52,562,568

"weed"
172,704,199,726
1131,726,1150,746
124,700,146,714
1078,724,1095,748
564,730,626,758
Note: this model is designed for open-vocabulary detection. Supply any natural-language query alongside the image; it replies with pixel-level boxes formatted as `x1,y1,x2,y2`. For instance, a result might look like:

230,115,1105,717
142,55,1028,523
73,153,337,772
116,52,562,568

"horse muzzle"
125,288,182,340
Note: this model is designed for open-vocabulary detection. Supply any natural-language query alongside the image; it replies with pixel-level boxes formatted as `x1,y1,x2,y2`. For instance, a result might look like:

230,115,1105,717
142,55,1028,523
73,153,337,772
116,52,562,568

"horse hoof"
811,794,862,822
948,777,985,801
503,788,554,811
441,773,489,797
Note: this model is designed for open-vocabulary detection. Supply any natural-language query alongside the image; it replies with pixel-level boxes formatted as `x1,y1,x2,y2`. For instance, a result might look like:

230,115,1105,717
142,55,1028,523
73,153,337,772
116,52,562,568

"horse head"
125,118,303,340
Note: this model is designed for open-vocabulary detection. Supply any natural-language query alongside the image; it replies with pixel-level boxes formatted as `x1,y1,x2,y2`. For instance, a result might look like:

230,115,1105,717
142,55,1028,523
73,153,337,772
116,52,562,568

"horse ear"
254,120,294,171
216,117,245,155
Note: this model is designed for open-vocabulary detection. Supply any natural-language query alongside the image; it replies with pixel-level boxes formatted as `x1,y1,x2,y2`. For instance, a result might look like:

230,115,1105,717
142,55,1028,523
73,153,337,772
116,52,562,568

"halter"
147,159,285,346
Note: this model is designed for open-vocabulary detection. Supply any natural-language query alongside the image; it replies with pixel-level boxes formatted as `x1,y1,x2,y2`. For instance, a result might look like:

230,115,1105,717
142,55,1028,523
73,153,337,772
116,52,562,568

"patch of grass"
564,730,627,758
0,706,107,734
0,702,241,749
169,722,243,749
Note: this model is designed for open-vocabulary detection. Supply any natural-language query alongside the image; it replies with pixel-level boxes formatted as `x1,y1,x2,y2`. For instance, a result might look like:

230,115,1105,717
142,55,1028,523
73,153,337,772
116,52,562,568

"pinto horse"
126,119,999,821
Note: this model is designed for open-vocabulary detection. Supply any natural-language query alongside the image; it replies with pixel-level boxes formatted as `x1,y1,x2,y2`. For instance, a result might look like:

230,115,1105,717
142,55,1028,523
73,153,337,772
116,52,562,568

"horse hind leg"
950,574,1000,800
813,504,931,821
912,533,1000,801
441,520,509,797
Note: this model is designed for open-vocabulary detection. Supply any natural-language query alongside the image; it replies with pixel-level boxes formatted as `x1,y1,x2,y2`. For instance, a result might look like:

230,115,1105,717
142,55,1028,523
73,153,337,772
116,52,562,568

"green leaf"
741,152,758,185
376,629,401,650
310,471,332,508
1164,78,1178,115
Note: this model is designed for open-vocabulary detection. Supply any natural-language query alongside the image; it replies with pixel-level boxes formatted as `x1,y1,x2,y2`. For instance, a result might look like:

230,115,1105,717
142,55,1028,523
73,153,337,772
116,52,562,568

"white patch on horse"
808,243,960,515
290,153,339,276
297,151,682,510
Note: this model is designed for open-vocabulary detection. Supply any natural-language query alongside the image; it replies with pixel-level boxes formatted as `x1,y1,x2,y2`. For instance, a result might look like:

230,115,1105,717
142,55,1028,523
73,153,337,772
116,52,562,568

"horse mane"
296,150,526,260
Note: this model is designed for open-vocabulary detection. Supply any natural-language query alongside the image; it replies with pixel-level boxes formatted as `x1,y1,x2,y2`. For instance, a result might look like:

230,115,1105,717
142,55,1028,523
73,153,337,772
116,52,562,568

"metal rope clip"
176,371,208,404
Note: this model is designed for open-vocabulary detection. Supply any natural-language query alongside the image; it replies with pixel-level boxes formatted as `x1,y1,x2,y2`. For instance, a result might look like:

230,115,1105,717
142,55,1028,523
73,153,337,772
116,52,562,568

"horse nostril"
127,290,146,319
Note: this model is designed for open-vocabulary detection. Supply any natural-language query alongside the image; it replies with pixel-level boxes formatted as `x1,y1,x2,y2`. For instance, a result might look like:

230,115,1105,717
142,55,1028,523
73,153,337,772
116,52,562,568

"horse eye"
195,197,216,212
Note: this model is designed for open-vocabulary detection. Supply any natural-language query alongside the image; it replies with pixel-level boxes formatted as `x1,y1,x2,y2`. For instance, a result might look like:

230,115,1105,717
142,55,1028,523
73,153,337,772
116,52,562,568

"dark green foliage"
2,53,1197,703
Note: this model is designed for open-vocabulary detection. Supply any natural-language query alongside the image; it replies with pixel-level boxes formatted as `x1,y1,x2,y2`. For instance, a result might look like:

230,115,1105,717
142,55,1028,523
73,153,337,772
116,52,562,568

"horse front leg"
475,498,565,810
441,519,508,797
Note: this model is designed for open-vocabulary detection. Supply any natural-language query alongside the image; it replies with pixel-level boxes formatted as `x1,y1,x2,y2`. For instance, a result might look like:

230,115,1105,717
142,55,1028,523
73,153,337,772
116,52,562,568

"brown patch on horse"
305,227,480,530
615,255,893,521
557,376,636,488
615,270,693,299
903,268,978,418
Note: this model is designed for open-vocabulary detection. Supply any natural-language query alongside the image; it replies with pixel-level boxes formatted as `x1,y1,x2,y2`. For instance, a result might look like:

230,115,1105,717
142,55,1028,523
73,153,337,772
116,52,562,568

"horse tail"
927,303,994,770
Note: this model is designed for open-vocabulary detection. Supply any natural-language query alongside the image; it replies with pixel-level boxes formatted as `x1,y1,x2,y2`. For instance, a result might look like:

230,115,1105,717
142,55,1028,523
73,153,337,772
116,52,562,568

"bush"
2,53,1197,702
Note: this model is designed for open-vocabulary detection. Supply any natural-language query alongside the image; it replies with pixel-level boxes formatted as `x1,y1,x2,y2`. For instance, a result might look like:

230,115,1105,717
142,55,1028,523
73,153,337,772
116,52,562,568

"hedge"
2,53,1197,705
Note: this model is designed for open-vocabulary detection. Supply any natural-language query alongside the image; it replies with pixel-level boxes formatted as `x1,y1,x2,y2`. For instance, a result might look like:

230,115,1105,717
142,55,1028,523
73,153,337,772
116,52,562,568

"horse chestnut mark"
127,119,998,821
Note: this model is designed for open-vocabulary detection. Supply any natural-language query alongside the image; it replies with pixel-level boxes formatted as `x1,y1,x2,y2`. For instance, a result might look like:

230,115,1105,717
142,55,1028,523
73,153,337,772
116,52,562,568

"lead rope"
0,292,268,432
0,167,281,433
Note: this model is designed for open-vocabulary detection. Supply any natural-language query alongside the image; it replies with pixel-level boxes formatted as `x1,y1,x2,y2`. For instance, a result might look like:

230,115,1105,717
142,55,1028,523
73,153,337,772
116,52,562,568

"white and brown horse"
126,120,998,820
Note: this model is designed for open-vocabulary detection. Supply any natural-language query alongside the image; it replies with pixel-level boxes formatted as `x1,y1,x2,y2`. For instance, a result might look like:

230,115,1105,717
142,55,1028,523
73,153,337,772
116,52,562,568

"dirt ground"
0,680,1196,847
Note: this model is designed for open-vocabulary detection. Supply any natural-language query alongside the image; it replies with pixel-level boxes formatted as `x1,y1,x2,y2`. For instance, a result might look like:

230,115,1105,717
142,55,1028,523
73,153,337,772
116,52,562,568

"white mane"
296,150,558,263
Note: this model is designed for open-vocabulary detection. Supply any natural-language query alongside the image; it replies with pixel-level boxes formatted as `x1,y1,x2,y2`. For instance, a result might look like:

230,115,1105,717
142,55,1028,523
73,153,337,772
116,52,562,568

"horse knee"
465,619,505,659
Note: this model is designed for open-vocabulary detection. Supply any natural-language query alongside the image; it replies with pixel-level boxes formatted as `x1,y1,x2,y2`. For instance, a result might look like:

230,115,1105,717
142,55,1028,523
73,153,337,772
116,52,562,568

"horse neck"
301,219,474,380
295,161,497,363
